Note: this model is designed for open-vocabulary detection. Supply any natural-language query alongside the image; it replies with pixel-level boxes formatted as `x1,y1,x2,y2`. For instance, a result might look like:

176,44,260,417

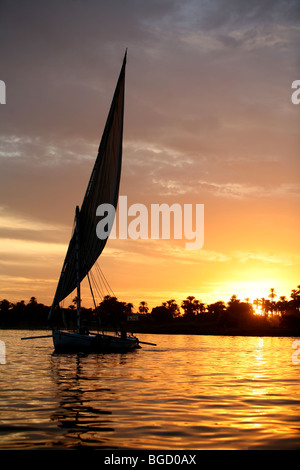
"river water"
0,330,300,450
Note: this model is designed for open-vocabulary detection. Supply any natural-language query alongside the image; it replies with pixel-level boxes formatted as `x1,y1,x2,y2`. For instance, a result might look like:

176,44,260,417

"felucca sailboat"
23,52,154,352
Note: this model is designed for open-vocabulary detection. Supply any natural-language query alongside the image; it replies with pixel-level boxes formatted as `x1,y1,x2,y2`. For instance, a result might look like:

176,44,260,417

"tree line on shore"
0,285,299,331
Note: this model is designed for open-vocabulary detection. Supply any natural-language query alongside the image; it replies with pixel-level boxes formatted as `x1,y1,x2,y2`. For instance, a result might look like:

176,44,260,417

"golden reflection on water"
0,331,300,449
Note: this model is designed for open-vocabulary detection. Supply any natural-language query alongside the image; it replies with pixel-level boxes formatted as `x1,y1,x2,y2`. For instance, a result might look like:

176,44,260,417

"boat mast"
75,205,81,333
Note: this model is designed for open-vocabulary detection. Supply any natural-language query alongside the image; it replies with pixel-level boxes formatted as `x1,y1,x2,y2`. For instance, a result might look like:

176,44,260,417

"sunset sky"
0,0,299,311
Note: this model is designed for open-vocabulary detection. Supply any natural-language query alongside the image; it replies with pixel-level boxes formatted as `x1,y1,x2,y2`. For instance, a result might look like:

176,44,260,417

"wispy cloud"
233,250,300,266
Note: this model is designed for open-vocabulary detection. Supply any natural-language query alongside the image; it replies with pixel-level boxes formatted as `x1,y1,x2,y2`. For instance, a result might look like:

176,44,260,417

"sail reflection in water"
1,331,300,449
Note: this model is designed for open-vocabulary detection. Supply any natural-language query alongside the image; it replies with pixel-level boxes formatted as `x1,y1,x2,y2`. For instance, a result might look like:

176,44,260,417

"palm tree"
290,289,299,301
198,302,206,315
138,301,149,314
164,299,180,318
181,296,196,319
261,298,270,317
269,288,277,301
276,296,288,316
268,288,277,315
207,301,225,317
290,287,300,312
228,295,240,305
14,300,26,314
192,299,201,315
253,298,261,312
0,299,12,313
124,302,134,315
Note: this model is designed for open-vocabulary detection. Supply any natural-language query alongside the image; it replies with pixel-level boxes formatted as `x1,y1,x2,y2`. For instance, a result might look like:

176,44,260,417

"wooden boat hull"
52,330,140,353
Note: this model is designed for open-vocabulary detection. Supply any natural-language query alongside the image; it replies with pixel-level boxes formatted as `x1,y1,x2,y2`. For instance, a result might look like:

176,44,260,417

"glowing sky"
0,0,299,310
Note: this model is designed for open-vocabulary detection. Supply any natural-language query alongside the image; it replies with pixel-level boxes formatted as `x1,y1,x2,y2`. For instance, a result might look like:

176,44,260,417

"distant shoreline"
128,324,300,338
1,325,299,338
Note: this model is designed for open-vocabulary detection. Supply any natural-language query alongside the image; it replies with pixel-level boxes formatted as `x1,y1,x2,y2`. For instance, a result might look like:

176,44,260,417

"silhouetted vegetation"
1,285,300,336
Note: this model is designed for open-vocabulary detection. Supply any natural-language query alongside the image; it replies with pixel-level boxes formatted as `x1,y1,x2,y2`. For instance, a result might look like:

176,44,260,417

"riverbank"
2,324,299,338
126,322,300,337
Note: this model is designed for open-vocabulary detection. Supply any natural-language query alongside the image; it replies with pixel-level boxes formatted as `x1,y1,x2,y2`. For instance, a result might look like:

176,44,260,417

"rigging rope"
87,272,97,309
85,260,116,308
89,269,105,301
95,261,116,297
